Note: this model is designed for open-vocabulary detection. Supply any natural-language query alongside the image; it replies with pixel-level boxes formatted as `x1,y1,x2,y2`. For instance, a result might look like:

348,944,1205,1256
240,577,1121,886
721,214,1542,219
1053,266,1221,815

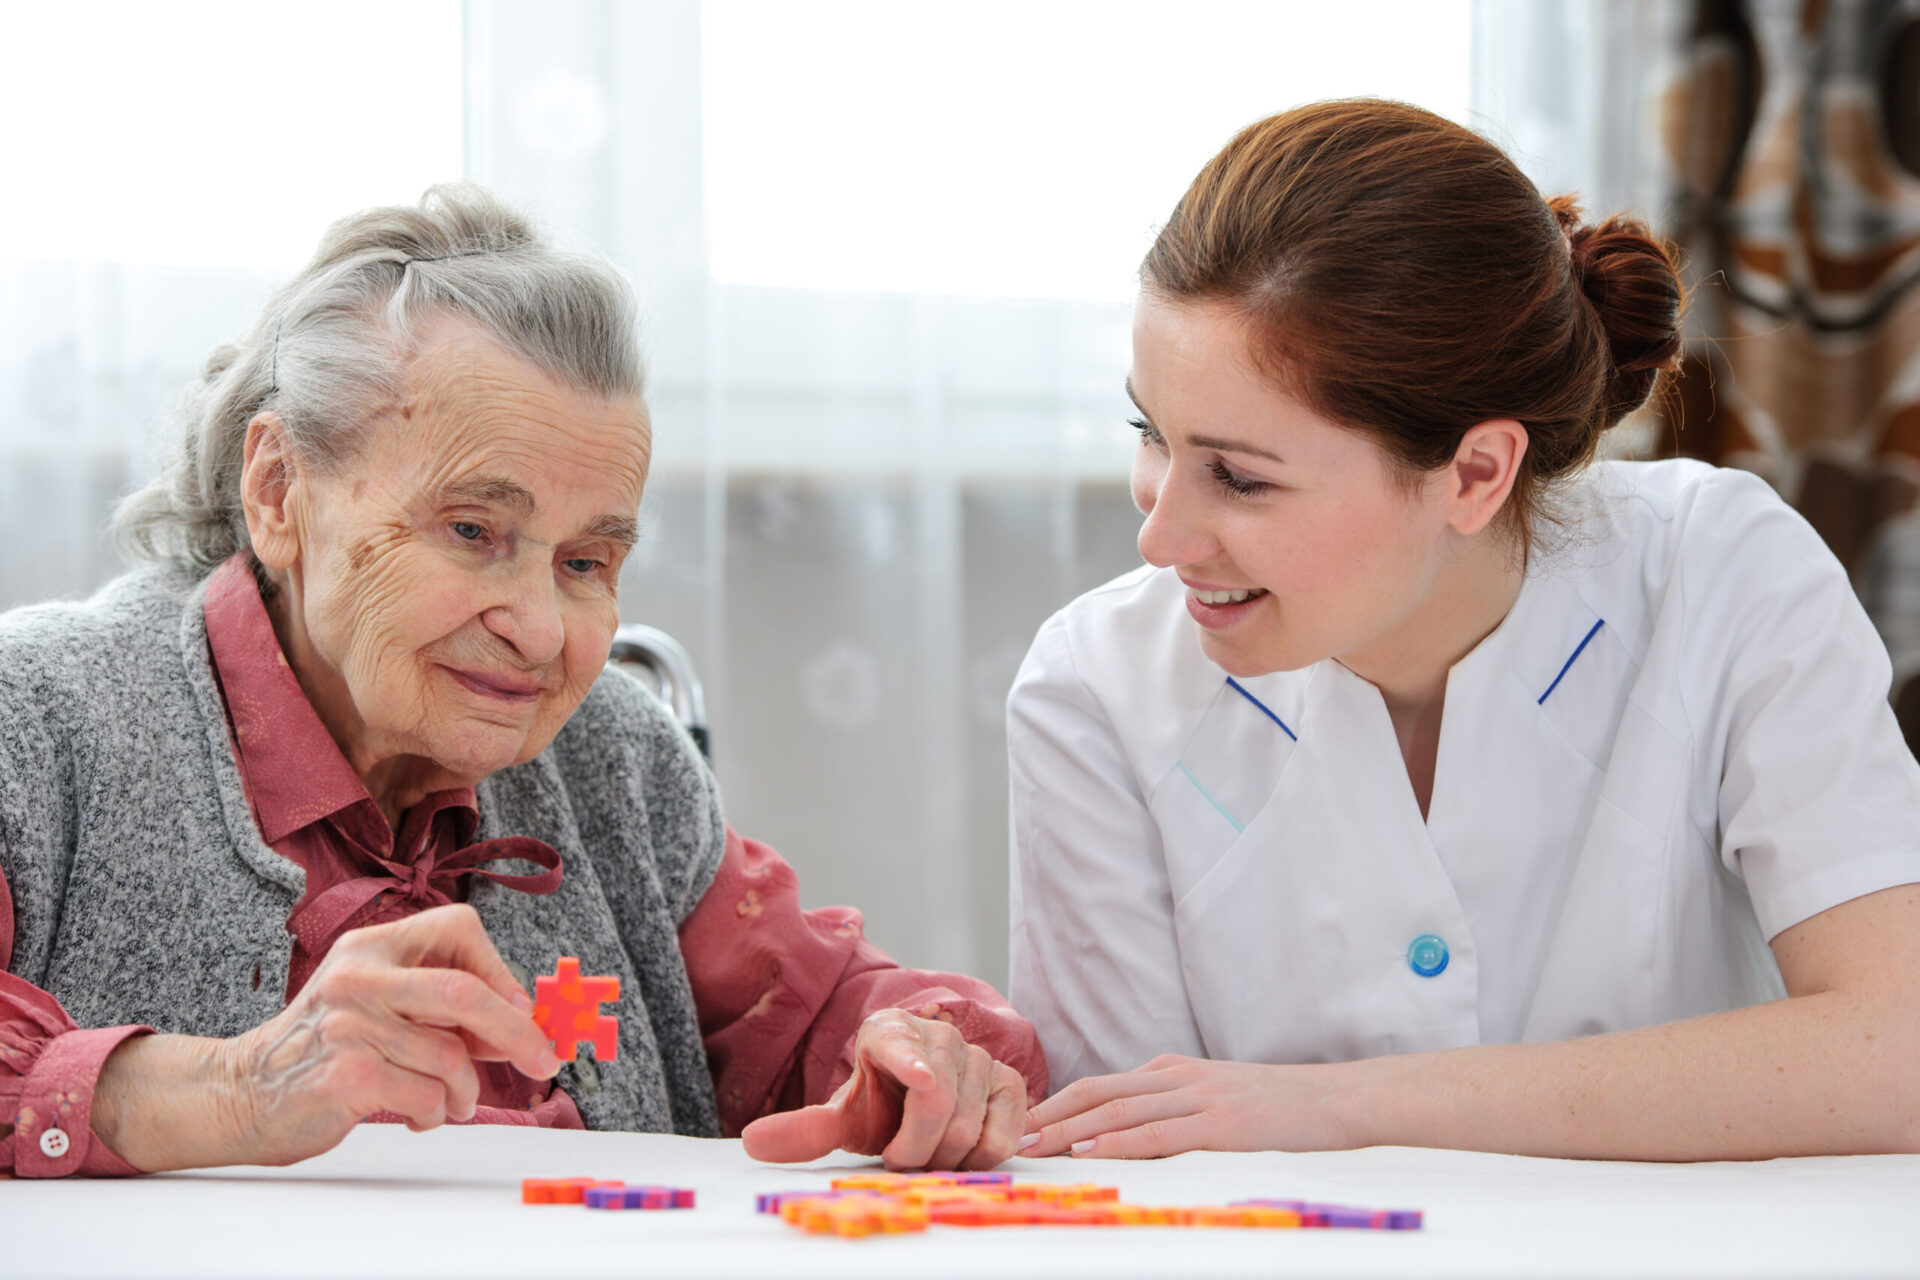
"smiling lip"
445,667,545,703
1178,576,1270,631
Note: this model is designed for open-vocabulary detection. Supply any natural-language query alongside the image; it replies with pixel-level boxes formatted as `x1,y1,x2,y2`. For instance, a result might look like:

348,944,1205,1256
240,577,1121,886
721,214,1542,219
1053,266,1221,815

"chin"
429,730,536,783
1197,630,1320,680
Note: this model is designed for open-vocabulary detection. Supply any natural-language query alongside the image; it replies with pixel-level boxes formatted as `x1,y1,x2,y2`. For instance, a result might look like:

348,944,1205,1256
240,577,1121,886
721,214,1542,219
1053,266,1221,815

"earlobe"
1449,419,1528,536
241,413,302,571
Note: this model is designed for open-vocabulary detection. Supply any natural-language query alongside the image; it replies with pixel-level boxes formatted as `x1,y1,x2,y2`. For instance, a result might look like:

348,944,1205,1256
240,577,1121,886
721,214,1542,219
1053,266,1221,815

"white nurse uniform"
1008,459,1920,1089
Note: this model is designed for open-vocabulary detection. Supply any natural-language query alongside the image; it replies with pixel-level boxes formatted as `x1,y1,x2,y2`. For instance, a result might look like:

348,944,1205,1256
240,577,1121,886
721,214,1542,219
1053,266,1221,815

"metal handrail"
606,624,711,760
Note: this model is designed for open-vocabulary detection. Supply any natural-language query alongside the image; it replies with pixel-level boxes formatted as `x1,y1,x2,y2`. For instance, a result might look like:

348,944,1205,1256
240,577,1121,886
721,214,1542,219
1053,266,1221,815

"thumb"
741,1102,846,1164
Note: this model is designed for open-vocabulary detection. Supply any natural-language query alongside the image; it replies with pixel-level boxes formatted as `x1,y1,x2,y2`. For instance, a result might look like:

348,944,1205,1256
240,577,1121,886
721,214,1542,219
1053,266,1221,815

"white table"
6,1124,1917,1278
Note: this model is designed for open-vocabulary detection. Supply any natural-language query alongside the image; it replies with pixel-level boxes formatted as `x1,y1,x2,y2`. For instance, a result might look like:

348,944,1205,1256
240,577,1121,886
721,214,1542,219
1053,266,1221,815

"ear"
240,412,304,571
1444,418,1529,537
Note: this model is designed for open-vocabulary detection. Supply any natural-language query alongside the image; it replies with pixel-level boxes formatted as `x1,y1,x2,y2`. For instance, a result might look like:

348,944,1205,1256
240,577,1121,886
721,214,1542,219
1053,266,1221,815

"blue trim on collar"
1538,618,1606,706
1226,677,1297,741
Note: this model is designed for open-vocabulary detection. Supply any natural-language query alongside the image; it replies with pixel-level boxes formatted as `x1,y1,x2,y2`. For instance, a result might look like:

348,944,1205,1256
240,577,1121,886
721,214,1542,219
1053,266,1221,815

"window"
0,0,462,270
702,0,1475,301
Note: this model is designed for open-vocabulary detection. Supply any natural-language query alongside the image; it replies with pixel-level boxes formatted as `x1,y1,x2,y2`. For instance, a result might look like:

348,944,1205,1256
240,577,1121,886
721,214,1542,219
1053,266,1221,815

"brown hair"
1142,99,1683,542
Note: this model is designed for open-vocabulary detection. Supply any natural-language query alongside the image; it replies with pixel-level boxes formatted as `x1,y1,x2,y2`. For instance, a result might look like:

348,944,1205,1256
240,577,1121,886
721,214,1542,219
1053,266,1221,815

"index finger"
378,904,532,1011
857,1017,959,1169
1027,1068,1171,1130
369,966,560,1081
859,1013,939,1091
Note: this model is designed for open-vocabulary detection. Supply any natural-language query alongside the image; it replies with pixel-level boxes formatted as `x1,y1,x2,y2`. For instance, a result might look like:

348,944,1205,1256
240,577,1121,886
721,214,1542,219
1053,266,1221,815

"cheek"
1241,503,1408,602
563,603,618,683
324,550,485,676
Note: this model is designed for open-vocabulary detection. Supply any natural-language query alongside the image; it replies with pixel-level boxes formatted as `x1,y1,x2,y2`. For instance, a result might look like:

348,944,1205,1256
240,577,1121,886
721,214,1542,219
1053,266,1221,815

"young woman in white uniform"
1011,100,1920,1160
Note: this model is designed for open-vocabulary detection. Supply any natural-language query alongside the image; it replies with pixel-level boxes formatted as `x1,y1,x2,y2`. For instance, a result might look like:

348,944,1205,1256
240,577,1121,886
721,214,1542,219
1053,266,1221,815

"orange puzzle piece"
533,957,620,1062
796,1198,931,1238
521,1177,619,1204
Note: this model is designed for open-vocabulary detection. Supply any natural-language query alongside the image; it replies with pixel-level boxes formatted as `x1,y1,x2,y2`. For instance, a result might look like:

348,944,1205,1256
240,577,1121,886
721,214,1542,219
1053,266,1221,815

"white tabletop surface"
5,1124,1917,1279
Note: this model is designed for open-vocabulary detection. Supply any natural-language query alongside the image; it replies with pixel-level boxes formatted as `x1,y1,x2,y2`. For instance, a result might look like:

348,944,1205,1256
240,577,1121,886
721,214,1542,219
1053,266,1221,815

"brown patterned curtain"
1656,0,1920,747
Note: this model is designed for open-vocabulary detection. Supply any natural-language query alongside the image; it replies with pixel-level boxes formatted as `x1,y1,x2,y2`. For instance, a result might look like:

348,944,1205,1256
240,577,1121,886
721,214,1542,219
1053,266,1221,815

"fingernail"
512,991,533,1013
913,1059,931,1076
1070,1139,1095,1156
1017,1133,1041,1151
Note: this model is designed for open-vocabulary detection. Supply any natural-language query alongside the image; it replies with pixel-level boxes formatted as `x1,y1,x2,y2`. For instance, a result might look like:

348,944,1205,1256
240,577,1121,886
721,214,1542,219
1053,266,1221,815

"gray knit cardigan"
0,567,726,1137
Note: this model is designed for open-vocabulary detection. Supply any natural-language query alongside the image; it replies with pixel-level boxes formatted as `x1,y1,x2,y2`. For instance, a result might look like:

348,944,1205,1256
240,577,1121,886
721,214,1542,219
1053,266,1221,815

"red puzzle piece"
534,957,620,1062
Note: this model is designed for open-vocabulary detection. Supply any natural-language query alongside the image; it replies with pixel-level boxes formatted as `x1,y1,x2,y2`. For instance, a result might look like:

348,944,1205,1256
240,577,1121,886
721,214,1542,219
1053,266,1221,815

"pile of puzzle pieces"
754,1172,1424,1238
522,1178,695,1211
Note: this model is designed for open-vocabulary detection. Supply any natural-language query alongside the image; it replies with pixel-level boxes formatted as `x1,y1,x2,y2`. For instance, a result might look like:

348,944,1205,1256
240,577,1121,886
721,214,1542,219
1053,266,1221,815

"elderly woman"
0,186,1043,1177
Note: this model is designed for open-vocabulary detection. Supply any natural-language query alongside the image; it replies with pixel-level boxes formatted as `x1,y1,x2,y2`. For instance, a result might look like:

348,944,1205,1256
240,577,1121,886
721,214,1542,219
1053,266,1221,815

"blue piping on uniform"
1225,677,1297,741
1176,761,1245,833
1538,618,1606,706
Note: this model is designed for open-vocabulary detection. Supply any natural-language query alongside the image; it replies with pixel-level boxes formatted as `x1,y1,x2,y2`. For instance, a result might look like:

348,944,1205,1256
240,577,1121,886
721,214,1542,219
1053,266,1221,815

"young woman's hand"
1019,1054,1359,1159
93,903,559,1171
740,1008,1029,1170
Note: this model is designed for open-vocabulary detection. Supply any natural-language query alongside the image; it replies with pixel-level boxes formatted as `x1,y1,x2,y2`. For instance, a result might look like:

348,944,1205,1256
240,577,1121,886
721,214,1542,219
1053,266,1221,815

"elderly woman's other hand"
91,904,558,1171
738,1008,1029,1171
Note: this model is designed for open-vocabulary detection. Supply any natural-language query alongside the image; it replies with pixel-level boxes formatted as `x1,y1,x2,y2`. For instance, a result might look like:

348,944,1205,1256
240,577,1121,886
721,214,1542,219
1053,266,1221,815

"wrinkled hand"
1020,1054,1355,1160
740,1009,1029,1171
219,903,560,1166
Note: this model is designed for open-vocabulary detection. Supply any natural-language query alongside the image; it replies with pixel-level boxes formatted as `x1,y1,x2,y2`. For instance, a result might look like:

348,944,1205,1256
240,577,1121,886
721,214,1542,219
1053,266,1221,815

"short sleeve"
1006,612,1207,1089
1691,471,1920,939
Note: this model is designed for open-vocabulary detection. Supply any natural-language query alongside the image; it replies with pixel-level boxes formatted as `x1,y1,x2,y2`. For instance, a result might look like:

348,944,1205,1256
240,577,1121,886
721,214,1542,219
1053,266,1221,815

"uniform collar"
1234,547,1610,741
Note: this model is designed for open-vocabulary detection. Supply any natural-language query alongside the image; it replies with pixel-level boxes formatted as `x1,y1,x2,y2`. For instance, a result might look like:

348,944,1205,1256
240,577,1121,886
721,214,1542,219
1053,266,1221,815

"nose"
483,561,566,667
1135,466,1219,570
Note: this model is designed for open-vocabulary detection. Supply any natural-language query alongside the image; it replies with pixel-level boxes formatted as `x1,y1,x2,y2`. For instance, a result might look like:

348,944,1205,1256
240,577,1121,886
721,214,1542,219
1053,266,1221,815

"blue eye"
452,521,485,541
564,558,602,575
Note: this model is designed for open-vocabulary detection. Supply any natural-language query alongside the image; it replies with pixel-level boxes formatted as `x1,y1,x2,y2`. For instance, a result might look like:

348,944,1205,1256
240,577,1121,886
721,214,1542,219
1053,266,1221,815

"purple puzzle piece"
584,1185,628,1210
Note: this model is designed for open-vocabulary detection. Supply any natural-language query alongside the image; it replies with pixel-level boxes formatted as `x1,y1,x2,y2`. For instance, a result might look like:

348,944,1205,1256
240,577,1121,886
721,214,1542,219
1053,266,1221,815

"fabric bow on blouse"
283,791,562,998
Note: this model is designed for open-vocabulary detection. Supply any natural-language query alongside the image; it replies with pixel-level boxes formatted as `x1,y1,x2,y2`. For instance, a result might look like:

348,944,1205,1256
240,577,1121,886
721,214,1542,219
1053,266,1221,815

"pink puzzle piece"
534,957,620,1062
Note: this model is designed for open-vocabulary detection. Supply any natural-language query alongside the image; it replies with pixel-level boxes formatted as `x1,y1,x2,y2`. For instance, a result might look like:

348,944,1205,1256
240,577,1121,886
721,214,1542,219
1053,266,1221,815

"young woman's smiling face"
1128,291,1464,680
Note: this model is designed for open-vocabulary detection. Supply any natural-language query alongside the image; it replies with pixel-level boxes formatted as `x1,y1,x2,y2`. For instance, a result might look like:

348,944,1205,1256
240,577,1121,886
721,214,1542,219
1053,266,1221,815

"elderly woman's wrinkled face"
248,319,648,792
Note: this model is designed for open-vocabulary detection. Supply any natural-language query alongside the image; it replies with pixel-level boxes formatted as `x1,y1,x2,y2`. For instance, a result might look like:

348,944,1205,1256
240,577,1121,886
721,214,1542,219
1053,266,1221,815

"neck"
260,565,464,828
1339,531,1528,721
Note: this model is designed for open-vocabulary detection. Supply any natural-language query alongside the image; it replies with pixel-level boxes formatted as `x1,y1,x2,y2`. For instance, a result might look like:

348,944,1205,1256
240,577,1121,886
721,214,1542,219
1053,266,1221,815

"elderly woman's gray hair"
113,183,644,569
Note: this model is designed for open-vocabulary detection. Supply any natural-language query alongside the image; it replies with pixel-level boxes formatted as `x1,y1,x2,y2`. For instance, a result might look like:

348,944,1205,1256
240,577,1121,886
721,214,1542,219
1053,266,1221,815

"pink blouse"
0,559,1045,1176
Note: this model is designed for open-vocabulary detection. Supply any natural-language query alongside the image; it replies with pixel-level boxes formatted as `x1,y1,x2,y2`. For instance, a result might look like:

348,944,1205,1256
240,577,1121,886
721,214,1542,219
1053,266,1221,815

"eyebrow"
440,476,537,514
584,514,641,550
437,476,640,549
1124,377,1288,466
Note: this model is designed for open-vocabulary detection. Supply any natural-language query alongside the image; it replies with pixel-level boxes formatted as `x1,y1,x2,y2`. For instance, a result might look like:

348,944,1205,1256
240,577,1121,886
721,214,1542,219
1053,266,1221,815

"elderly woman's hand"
738,1008,1029,1171
93,904,558,1171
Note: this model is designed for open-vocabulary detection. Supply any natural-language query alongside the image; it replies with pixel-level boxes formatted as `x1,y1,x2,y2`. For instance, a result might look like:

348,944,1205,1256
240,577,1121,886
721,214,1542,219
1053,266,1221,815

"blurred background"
3,0,1917,989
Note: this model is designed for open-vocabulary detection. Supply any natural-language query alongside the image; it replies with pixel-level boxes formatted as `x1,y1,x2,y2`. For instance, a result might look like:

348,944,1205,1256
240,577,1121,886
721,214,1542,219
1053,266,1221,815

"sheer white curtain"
0,1,464,604
7,0,1624,988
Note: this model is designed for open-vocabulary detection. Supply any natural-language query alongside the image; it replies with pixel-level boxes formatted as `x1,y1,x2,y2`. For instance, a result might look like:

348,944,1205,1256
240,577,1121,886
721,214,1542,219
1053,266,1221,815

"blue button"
1407,934,1449,977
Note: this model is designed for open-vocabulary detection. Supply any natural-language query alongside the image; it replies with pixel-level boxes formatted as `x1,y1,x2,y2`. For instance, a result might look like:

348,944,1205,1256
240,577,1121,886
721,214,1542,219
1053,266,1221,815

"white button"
39,1126,71,1158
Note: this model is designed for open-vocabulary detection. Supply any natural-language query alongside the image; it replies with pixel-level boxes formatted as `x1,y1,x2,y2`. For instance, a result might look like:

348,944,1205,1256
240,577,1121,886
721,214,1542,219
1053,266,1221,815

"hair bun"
1557,202,1684,423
